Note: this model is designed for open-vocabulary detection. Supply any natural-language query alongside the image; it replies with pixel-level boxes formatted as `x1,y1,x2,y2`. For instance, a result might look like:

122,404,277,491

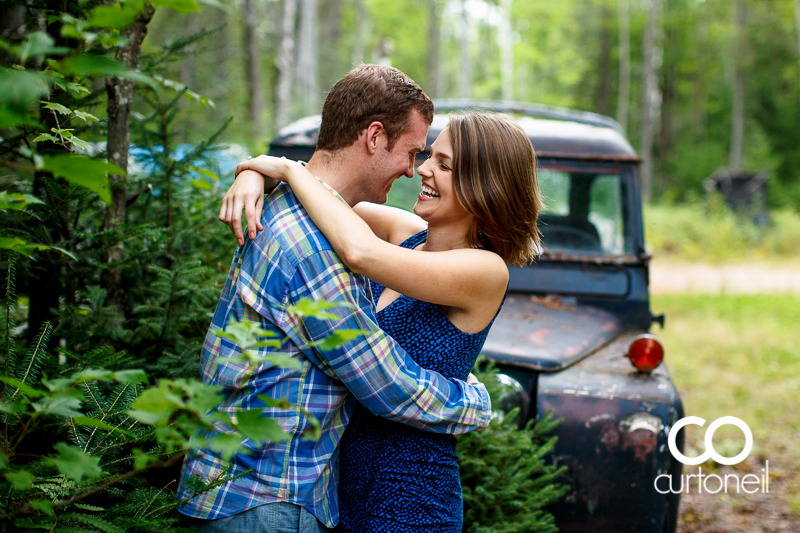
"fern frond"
59,512,125,533
2,252,19,401
8,321,51,400
54,527,102,533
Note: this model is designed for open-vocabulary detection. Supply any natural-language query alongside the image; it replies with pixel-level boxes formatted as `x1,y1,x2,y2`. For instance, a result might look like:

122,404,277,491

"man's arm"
283,250,491,434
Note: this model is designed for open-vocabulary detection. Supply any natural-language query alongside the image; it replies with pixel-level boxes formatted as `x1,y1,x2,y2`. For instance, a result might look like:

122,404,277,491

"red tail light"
627,334,664,373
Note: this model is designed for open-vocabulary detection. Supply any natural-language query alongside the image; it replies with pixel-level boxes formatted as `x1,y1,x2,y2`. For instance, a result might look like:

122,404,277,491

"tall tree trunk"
179,13,197,90
427,0,441,99
320,0,343,92
243,0,264,141
730,0,746,171
459,0,471,99
795,0,800,109
640,0,659,202
296,0,318,116
352,0,367,66
104,5,155,316
658,7,678,164
274,0,297,132
27,4,71,347
0,3,25,67
596,2,612,116
617,0,631,130
498,0,513,101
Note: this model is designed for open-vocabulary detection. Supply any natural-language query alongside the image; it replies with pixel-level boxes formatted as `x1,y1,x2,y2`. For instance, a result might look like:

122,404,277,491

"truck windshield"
537,166,632,256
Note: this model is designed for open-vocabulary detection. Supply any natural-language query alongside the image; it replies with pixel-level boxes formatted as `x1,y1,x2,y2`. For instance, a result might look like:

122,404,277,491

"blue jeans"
185,503,330,533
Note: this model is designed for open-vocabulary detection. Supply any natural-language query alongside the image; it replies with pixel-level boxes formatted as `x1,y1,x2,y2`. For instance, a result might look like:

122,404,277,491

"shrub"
459,361,568,533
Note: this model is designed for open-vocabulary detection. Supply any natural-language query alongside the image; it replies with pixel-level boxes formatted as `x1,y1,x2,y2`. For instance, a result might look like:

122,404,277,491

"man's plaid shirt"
176,182,492,528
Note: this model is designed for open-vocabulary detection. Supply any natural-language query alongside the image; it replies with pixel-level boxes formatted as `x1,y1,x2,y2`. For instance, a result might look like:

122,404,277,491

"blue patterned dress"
335,230,505,532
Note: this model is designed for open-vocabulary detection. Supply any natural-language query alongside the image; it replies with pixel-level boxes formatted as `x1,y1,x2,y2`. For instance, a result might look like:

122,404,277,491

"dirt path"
677,455,800,533
650,261,800,294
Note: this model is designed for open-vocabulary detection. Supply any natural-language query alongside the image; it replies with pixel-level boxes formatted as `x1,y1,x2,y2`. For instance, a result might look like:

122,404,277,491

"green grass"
653,293,800,510
645,201,800,263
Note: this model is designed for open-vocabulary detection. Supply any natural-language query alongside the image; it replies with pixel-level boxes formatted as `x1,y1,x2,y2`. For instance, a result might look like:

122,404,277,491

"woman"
231,112,542,532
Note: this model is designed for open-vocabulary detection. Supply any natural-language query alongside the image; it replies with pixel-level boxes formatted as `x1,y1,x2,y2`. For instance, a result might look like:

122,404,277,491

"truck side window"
589,175,624,254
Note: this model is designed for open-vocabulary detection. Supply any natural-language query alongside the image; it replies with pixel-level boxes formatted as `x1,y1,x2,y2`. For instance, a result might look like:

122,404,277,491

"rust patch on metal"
527,328,550,345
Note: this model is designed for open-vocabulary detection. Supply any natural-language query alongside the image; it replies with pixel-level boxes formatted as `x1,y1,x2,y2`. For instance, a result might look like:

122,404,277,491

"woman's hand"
235,155,293,180
219,169,268,246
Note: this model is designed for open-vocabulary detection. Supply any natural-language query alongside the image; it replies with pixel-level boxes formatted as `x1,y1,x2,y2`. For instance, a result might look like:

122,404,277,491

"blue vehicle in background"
268,100,684,533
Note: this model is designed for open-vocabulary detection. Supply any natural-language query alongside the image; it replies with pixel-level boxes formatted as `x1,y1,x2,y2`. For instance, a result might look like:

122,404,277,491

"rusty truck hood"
482,294,626,372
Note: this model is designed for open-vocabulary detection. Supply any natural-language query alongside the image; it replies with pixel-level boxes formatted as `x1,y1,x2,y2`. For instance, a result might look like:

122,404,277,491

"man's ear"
364,121,385,154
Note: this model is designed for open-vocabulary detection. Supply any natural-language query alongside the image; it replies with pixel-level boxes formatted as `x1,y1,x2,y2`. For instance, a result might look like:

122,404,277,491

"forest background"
149,0,800,209
2,0,800,531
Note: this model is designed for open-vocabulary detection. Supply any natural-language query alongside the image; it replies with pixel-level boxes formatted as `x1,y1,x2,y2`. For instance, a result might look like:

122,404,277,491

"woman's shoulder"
354,203,426,245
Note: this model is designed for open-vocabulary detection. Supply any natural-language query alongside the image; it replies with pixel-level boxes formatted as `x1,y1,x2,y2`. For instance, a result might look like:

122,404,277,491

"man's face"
364,109,429,204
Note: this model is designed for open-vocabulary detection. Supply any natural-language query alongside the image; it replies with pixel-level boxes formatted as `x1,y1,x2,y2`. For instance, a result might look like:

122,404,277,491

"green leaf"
212,316,277,351
41,155,122,205
312,330,366,352
0,238,76,261
197,0,230,11
207,433,244,460
40,393,83,418
45,443,102,482
4,470,34,490
0,399,29,415
112,369,148,384
0,452,7,469
262,353,302,369
69,368,115,383
190,178,211,190
287,298,350,320
42,101,72,115
0,191,44,211
0,375,44,398
0,237,48,259
87,0,145,30
73,416,133,436
132,448,159,470
29,499,54,516
9,32,70,63
152,75,216,107
235,409,290,444
151,0,201,13
73,110,99,123
0,70,50,106
32,133,61,144
67,136,92,151
65,82,90,95
0,103,40,128
128,385,183,425
256,395,293,410
59,55,157,89
194,167,218,180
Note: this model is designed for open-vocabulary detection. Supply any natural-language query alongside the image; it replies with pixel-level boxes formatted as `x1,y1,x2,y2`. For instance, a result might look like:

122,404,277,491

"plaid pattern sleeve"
284,250,492,431
175,184,491,528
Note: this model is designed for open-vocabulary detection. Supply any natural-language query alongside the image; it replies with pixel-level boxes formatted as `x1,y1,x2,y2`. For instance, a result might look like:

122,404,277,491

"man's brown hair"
448,112,542,267
317,64,434,152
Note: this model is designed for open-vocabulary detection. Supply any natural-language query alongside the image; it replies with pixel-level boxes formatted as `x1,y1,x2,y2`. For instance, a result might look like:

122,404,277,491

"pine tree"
459,361,568,533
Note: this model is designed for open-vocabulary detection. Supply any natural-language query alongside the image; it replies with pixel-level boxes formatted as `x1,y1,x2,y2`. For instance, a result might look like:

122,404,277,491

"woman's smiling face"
413,128,473,227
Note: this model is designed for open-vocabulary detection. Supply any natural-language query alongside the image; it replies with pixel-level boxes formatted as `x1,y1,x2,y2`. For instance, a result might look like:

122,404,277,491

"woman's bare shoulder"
353,202,426,245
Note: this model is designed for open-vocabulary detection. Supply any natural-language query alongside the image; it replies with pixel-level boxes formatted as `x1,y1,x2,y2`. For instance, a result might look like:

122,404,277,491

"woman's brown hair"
448,112,542,266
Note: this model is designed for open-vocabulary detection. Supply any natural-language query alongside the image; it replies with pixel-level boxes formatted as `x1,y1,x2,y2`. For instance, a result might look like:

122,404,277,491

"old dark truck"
268,100,684,533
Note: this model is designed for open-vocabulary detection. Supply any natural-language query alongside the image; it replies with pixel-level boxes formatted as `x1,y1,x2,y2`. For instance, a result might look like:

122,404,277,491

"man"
176,65,491,532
